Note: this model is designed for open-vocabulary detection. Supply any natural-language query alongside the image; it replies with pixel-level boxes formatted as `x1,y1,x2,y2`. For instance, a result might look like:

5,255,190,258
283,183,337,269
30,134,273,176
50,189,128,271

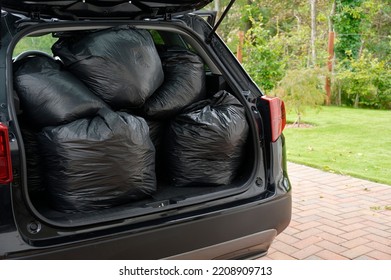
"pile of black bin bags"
13,26,249,213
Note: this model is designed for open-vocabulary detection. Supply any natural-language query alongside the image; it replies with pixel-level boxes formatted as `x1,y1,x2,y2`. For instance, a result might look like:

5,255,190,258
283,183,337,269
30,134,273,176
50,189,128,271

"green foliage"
361,0,391,60
205,0,253,51
242,15,286,91
335,51,391,108
333,0,364,60
13,34,57,57
206,0,389,110
272,68,326,125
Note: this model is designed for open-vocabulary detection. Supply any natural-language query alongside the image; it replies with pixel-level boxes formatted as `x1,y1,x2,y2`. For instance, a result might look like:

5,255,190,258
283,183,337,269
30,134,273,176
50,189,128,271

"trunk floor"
31,182,239,226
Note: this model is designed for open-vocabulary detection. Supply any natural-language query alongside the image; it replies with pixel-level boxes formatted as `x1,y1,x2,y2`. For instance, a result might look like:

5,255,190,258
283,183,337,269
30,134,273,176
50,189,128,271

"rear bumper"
5,193,291,260
166,229,277,260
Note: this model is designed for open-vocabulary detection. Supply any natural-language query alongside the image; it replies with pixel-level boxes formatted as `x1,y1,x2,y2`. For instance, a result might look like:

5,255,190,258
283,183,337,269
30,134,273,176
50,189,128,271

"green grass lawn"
283,106,391,185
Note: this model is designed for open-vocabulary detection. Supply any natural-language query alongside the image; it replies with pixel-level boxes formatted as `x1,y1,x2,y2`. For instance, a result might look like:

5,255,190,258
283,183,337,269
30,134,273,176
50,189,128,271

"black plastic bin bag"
52,26,164,108
143,48,206,119
38,108,156,212
14,55,107,128
166,91,249,187
20,127,44,194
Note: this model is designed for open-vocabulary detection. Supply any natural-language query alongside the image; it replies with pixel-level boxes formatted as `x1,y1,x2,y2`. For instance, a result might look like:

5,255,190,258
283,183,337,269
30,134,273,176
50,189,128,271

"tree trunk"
214,0,221,19
327,1,336,106
326,31,334,105
328,0,336,32
310,0,317,67
354,94,359,108
338,83,341,106
237,31,244,63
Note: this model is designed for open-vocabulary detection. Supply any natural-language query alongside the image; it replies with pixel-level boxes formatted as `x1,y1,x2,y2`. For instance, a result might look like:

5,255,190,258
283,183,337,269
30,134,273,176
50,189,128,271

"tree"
333,0,364,60
361,0,391,60
335,51,391,108
205,0,390,109
272,68,326,126
242,15,286,91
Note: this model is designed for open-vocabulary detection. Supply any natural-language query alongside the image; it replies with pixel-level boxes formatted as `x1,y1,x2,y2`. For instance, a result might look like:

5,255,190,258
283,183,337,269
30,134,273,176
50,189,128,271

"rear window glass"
13,34,57,57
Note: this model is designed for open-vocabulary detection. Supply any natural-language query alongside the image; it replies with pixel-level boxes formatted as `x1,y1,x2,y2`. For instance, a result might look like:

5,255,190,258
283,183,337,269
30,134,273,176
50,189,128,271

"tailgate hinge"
243,90,259,104
243,91,265,146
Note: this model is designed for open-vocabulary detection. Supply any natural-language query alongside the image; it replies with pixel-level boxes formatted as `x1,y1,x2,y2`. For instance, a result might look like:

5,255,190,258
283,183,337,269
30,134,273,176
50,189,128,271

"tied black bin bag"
20,127,44,194
13,55,107,128
143,48,206,119
38,108,156,212
166,91,249,187
52,26,164,108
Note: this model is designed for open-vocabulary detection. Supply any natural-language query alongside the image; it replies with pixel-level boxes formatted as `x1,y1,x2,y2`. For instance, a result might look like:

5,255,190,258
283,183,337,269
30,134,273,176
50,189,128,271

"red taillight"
0,123,13,184
261,96,286,142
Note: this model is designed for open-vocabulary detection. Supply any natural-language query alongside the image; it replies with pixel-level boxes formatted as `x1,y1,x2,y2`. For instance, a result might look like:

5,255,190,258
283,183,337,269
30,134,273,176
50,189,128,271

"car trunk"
7,16,268,230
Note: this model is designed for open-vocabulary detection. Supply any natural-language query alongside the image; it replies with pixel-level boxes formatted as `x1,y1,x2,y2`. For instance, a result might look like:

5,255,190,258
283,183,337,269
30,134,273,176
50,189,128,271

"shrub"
272,68,326,126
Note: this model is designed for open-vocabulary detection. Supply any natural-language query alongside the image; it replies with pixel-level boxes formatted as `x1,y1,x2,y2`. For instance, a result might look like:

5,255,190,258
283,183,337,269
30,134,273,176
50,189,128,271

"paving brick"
363,227,391,238
270,240,299,255
294,221,322,231
292,236,323,250
353,255,376,260
267,251,298,260
316,211,344,221
316,232,347,244
338,206,365,213
315,250,349,260
265,162,391,260
335,197,362,204
317,240,347,253
295,209,323,218
340,245,373,259
317,201,340,209
366,250,391,260
339,211,365,219
362,234,391,245
274,232,301,245
321,207,343,216
317,218,346,229
339,229,368,240
287,220,301,228
317,225,346,236
365,215,390,224
267,246,277,254
327,180,358,188
366,242,391,254
338,217,365,225
295,215,323,223
293,228,323,240
305,255,324,260
282,226,301,235
340,237,370,249
291,245,323,259
339,222,367,232
296,204,322,211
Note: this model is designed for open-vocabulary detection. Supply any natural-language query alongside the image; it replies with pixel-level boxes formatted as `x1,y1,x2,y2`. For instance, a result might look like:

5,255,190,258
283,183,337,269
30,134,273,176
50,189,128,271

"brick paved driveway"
260,162,391,260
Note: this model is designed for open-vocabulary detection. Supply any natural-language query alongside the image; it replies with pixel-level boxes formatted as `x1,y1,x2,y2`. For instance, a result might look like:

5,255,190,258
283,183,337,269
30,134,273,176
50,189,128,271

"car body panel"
3,193,291,259
0,0,213,19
